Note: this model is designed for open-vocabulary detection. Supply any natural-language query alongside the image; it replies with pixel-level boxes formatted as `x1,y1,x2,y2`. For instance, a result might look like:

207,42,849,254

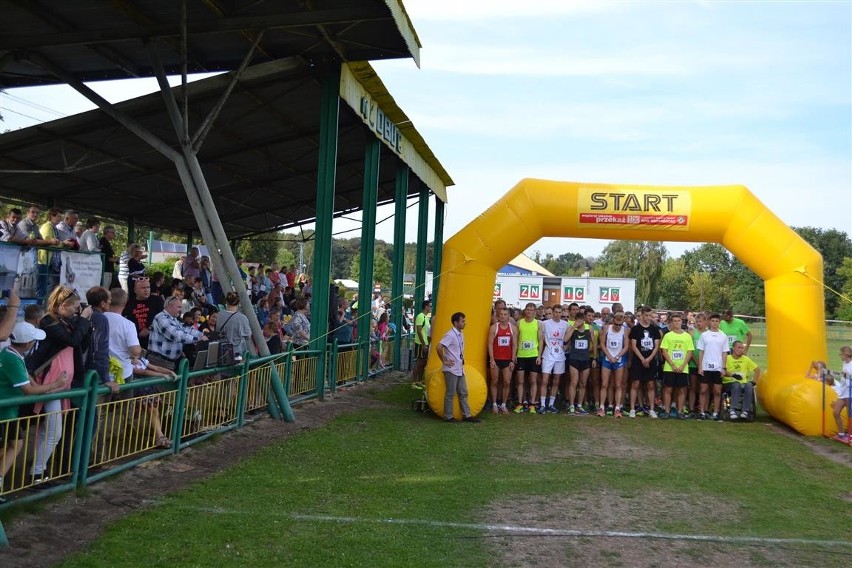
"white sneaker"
730,411,738,420
629,409,636,418
648,410,658,419
740,411,749,419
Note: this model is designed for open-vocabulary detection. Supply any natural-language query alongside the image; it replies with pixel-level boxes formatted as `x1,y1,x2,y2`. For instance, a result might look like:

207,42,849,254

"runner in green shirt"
719,309,752,354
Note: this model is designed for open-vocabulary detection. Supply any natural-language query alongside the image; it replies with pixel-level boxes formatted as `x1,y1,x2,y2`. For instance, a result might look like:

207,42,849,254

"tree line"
530,228,850,319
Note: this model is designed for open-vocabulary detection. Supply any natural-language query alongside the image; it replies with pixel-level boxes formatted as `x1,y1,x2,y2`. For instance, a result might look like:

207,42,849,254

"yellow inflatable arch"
426,180,835,436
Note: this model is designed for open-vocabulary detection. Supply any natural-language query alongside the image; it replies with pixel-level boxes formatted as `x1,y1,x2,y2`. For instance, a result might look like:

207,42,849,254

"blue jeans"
727,382,755,413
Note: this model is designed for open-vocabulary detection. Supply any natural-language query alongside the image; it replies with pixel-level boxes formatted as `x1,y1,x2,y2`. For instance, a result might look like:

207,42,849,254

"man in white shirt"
697,313,730,420
104,288,142,384
538,305,568,413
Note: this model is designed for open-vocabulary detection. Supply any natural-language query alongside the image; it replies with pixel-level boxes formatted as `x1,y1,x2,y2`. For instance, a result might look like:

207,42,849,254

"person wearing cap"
0,322,69,493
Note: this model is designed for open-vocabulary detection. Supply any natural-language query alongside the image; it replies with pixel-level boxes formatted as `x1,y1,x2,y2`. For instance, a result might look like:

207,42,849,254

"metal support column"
310,67,341,396
432,197,445,315
127,218,136,245
147,231,155,262
357,138,381,379
414,184,429,309
391,165,409,369
185,231,193,255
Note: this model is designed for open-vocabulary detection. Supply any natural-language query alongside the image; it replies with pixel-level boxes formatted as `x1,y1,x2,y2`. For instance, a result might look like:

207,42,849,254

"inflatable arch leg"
426,180,830,435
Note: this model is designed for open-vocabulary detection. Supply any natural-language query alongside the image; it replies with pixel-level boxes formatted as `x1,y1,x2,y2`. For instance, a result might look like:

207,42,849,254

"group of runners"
486,300,759,421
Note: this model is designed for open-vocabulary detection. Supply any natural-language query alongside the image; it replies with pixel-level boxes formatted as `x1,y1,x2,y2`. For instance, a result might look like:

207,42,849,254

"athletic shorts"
631,361,658,383
541,358,565,375
569,359,591,371
700,370,723,385
601,356,627,371
663,371,689,388
516,357,541,374
494,359,512,370
414,344,429,360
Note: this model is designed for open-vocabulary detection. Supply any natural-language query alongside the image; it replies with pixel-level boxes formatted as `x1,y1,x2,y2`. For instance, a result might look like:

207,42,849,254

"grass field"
58,380,852,568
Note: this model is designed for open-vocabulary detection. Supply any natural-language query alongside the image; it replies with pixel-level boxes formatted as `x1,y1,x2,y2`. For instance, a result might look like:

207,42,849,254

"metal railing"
0,333,409,547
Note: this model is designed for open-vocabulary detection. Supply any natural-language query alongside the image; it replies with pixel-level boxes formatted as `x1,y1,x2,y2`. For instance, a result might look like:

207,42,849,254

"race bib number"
522,340,534,350
574,339,588,350
551,346,563,356
608,340,619,349
672,351,684,361
706,362,717,370
640,337,654,350
497,337,510,347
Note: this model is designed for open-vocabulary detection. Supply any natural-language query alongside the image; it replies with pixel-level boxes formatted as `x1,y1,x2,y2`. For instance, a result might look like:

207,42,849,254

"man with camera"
723,340,760,420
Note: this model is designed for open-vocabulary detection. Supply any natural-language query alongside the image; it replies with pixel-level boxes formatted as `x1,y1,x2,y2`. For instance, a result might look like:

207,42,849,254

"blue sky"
371,0,852,258
1,0,849,260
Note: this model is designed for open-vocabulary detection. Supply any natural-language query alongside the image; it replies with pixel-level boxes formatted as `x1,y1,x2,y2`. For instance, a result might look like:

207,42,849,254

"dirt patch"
484,494,833,568
768,424,852,469
0,374,401,568
493,420,665,465
487,491,735,537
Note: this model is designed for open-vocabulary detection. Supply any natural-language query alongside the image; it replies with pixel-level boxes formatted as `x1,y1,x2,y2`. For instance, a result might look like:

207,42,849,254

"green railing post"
171,358,190,453
328,338,339,393
236,354,251,428
391,166,409,370
284,343,295,394
76,371,100,492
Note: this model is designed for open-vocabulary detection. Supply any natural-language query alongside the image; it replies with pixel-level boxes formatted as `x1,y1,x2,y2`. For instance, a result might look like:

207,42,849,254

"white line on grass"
183,507,852,549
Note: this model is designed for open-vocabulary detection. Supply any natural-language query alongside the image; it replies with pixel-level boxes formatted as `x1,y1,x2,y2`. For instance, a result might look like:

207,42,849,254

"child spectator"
1,323,70,496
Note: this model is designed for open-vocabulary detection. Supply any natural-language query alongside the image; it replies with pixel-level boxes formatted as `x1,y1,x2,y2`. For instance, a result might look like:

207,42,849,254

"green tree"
836,257,852,321
236,234,281,265
793,227,852,318
729,258,765,316
349,250,393,289
592,240,667,306
657,258,690,310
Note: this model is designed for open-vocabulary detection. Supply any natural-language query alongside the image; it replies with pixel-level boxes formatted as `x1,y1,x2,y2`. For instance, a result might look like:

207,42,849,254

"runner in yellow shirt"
659,313,694,419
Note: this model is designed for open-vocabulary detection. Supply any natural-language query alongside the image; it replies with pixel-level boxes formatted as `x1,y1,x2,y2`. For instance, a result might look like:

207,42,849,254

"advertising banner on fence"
561,277,635,312
59,251,103,298
494,275,543,307
577,187,691,231
0,245,38,299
